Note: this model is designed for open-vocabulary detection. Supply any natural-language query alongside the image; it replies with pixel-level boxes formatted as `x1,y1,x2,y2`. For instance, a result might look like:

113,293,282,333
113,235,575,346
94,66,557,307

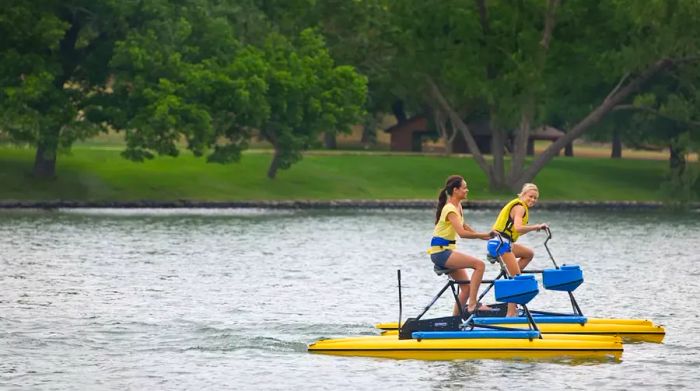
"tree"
239,30,367,178
102,6,366,178
1,0,367,179
377,0,700,191
612,69,700,201
0,0,245,177
87,0,258,165
0,0,137,177
522,0,700,192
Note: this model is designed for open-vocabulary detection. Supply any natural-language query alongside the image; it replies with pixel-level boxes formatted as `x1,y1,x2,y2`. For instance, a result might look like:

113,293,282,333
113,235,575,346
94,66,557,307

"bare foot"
467,303,494,313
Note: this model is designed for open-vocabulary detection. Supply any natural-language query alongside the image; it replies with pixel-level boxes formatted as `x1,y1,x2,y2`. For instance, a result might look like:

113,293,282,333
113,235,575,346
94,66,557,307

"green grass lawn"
0,145,679,202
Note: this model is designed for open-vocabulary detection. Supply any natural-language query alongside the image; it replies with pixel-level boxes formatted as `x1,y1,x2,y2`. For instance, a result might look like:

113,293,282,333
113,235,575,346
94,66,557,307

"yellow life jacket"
427,203,462,254
492,198,528,242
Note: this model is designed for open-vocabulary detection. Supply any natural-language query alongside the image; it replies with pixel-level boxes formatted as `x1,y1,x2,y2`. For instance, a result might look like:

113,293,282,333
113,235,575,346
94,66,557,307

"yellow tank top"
427,203,463,254
492,198,529,242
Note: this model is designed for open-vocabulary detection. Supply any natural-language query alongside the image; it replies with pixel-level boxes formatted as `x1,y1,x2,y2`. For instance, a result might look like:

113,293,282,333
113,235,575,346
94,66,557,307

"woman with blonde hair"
428,175,495,315
488,183,548,317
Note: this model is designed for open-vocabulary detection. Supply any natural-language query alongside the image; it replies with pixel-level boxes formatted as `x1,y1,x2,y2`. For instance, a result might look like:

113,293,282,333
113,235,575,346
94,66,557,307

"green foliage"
102,8,366,177
1,2,92,150
0,0,367,178
4,0,698,187
334,0,700,192
250,29,367,176
97,0,240,161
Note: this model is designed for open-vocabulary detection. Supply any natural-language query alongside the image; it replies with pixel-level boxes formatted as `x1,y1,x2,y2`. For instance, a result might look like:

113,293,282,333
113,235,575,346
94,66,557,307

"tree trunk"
360,113,378,147
360,126,372,145
669,142,686,174
446,122,460,153
323,131,337,149
33,142,58,178
506,0,559,190
444,134,454,155
611,129,622,158
392,100,407,123
263,128,281,179
267,149,281,179
490,124,507,190
510,102,533,183
434,107,457,155
565,142,574,157
427,78,492,176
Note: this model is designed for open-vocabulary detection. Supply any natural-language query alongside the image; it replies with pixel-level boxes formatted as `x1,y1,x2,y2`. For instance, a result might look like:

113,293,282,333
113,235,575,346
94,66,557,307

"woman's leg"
445,251,487,314
500,251,522,317
512,243,534,271
447,268,470,316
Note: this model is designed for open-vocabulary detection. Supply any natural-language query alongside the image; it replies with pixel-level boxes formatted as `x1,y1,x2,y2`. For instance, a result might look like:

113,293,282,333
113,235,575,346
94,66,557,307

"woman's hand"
536,223,549,231
482,230,498,240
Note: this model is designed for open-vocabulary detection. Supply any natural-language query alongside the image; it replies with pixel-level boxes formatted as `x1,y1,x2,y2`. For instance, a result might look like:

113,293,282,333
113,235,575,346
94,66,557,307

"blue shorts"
487,237,512,257
430,250,453,269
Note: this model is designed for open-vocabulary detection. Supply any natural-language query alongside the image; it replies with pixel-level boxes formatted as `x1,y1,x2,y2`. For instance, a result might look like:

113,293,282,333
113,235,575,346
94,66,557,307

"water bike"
375,229,665,343
308,237,623,361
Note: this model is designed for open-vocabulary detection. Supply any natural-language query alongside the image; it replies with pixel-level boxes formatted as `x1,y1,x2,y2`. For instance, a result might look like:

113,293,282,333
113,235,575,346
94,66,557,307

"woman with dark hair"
428,175,495,315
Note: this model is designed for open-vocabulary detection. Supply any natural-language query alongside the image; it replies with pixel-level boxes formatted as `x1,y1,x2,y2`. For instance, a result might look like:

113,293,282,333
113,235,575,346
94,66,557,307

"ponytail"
435,190,448,224
434,175,464,224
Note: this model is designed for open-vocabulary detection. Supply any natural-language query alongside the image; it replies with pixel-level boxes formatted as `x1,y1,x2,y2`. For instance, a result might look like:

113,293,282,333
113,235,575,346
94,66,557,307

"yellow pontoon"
375,317,666,343
308,332,623,361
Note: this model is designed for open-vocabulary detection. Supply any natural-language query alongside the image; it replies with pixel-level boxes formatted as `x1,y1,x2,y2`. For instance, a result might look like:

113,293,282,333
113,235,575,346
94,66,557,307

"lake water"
1,207,699,390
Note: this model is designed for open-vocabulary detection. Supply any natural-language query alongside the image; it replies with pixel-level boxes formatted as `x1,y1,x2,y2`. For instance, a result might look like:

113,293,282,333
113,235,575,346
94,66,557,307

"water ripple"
1,208,699,390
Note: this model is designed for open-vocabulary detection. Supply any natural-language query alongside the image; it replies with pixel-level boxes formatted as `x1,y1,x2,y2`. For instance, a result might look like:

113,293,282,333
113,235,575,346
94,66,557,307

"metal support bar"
568,291,584,316
414,280,454,320
397,270,403,334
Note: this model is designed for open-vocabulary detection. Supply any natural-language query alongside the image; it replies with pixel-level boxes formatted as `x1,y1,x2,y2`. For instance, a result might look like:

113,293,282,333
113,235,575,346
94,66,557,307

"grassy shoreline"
0,145,694,203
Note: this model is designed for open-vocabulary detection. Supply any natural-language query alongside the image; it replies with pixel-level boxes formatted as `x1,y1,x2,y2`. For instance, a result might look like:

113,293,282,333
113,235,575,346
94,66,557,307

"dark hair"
435,175,464,224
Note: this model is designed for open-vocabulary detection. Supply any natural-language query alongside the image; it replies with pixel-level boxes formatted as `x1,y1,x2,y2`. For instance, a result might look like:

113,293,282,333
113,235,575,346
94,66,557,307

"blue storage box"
543,265,584,292
494,275,539,304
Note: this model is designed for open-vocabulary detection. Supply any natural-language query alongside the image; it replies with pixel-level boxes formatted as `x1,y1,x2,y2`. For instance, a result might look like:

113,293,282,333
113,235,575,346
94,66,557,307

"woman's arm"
512,205,548,234
463,222,496,240
448,213,493,240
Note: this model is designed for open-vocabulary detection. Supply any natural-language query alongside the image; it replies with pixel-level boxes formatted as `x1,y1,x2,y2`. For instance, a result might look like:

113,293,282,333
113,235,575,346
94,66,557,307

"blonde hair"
518,183,539,197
